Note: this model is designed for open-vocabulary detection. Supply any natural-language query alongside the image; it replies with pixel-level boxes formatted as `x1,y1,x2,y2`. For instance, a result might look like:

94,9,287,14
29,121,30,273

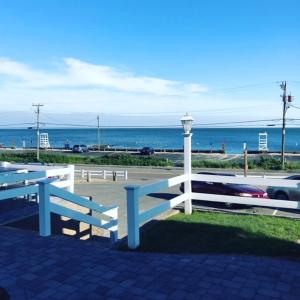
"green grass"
138,211,300,257
0,152,173,167
191,156,284,170
1,151,300,170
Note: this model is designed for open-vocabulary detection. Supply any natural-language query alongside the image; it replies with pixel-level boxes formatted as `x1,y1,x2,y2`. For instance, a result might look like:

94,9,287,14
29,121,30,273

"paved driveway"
74,166,300,238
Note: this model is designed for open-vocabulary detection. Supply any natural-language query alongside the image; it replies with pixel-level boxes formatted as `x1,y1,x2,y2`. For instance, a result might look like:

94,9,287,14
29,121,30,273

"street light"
181,113,194,215
181,113,194,134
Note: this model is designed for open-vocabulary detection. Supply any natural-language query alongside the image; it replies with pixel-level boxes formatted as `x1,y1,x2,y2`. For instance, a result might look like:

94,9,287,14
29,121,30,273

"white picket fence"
125,173,300,249
76,169,128,181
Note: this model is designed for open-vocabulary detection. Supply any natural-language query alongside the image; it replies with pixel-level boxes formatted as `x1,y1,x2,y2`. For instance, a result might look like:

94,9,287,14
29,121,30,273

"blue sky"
0,0,299,126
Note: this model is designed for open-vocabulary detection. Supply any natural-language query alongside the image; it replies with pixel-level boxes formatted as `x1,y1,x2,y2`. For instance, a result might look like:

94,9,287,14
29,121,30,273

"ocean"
0,128,299,154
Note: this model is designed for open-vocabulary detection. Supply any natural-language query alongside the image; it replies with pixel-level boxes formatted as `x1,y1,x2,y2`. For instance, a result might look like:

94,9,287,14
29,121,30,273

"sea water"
0,128,299,154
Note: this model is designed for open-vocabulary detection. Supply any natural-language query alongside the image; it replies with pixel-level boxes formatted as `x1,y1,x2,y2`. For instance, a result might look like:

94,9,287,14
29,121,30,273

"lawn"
138,211,300,257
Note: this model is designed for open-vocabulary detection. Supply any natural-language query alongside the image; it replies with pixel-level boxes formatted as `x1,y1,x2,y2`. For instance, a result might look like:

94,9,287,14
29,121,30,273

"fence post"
103,170,106,180
67,164,75,193
109,207,119,243
184,132,193,215
81,169,85,179
38,180,51,236
87,171,91,182
125,185,140,249
125,170,128,181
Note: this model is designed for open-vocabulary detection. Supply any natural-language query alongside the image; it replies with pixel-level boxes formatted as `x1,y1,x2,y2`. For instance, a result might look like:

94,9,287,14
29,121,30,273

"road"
74,165,300,237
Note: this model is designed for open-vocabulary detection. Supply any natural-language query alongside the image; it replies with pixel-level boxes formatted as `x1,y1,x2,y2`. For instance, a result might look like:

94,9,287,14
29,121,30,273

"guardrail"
39,179,118,243
125,173,300,249
76,169,128,182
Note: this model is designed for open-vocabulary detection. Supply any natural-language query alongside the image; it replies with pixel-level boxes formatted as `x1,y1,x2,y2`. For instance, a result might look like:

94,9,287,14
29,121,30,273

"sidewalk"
1,226,300,300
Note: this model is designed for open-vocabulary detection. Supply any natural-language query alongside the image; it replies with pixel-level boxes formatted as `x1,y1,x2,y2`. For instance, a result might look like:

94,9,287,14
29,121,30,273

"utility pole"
243,142,248,177
32,103,44,161
97,115,100,151
280,81,294,169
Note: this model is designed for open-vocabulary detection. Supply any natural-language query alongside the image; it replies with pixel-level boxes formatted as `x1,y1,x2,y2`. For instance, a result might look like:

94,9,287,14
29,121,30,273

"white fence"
125,173,300,249
0,162,74,192
0,169,119,243
76,169,128,182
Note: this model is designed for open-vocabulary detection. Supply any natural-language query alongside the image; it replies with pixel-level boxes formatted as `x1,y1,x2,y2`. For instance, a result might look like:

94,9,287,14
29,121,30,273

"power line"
205,81,278,94
0,123,35,127
97,104,272,116
193,118,281,126
289,104,300,110
38,118,283,128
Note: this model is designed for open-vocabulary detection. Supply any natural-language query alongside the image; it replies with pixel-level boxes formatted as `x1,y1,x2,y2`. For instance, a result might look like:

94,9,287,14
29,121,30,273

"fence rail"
125,174,189,249
0,165,118,243
0,170,46,185
76,169,128,181
125,173,300,249
0,162,74,192
191,173,300,188
39,179,118,243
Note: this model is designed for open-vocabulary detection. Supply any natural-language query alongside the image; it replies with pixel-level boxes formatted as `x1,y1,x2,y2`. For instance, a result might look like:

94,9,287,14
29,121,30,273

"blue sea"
0,128,299,154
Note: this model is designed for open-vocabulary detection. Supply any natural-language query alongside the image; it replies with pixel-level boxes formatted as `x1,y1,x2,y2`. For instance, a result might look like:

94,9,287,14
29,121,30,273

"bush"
0,152,174,167
0,151,299,170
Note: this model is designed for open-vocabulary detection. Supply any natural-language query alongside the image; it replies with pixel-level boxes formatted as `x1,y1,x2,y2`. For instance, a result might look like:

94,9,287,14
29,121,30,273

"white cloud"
0,57,285,125
0,57,207,96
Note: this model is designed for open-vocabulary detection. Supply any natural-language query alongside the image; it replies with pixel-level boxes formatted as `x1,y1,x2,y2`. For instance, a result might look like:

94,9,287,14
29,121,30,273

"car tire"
275,192,289,200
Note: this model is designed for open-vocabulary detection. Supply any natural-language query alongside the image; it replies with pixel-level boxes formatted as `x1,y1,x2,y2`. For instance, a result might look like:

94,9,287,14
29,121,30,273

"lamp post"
181,113,194,215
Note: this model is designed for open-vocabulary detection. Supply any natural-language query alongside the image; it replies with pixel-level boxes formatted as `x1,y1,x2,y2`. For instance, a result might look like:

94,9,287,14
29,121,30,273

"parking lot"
74,165,300,237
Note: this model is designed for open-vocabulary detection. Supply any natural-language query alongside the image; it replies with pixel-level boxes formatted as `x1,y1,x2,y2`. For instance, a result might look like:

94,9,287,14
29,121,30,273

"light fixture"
181,113,194,134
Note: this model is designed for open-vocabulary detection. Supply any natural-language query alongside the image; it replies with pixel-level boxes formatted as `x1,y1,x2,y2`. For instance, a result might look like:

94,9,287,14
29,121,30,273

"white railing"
39,179,118,243
0,171,46,201
125,173,300,249
76,169,128,181
125,174,189,249
1,162,74,192
0,168,118,243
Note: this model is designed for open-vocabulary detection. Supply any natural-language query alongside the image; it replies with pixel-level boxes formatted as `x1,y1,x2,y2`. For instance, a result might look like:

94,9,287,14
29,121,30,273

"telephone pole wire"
32,103,44,161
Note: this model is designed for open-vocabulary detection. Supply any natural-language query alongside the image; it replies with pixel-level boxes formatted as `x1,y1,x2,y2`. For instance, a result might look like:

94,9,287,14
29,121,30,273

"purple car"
180,172,268,208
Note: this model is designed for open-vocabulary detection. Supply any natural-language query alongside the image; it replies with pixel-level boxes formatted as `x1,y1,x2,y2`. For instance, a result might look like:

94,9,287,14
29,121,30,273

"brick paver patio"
1,226,300,300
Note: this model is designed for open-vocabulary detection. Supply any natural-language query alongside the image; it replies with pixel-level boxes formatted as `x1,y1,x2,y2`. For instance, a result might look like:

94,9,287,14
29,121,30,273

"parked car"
72,144,89,153
180,172,268,207
266,175,300,200
140,147,155,155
